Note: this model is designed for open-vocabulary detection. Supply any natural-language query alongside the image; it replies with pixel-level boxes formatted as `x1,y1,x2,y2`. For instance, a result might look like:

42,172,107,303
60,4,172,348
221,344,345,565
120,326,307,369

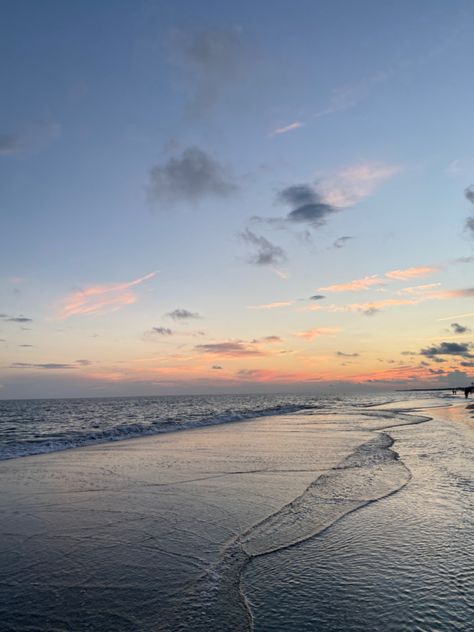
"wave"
155,409,429,631
0,402,322,461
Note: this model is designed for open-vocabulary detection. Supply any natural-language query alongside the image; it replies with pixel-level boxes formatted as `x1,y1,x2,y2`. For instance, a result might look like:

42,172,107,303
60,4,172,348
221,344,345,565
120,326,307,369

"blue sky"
1,1,473,398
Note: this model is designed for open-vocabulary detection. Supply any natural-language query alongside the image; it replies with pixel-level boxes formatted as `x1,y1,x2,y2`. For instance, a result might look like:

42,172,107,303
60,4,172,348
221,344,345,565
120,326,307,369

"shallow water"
243,403,474,631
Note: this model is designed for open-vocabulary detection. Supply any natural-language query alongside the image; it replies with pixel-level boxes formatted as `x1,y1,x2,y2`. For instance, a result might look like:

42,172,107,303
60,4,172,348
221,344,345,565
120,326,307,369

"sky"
1,0,474,399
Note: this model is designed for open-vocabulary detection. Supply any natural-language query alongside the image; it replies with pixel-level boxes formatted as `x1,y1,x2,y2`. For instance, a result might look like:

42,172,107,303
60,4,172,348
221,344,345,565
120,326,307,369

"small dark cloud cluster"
420,341,473,359
465,185,474,237
212,365,223,370
195,341,263,357
0,314,32,323
309,294,326,301
240,229,286,266
336,351,360,357
333,235,353,249
362,307,380,317
149,147,236,205
278,184,338,228
166,309,201,321
450,322,471,334
152,327,173,336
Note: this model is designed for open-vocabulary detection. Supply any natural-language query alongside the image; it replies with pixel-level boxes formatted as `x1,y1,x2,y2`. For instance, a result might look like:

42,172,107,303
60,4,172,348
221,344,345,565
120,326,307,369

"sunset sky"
1,0,473,398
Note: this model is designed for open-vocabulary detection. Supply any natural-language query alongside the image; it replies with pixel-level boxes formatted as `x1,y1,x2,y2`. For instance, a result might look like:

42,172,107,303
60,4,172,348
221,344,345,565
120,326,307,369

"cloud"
262,335,281,343
278,184,337,228
149,147,236,205
10,359,91,370
309,294,326,301
465,185,474,204
385,266,438,280
420,341,473,359
465,216,474,236
19,344,34,347
321,163,400,208
167,27,252,114
0,122,60,156
0,315,33,323
0,133,22,155
319,275,385,293
212,365,223,370
451,322,471,334
295,327,340,340
270,121,304,137
166,309,201,321
152,327,173,335
401,283,441,294
333,235,353,249
248,301,293,310
460,360,474,367
58,272,156,318
336,351,359,357
195,341,264,357
240,229,286,266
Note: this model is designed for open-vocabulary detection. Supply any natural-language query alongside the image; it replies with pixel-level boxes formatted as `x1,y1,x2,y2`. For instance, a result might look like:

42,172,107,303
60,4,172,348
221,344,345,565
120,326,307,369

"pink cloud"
295,327,341,340
385,266,438,280
319,275,385,293
58,272,156,318
321,162,400,208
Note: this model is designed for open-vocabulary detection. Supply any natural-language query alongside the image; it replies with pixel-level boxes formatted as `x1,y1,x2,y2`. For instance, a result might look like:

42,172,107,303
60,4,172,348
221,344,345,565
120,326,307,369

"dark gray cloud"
460,360,474,367
152,327,173,335
420,341,473,358
451,322,471,334
168,28,252,114
336,351,360,357
263,335,281,342
333,235,353,249
278,184,337,228
309,294,326,301
11,362,75,370
167,309,201,321
195,341,263,356
362,307,380,316
465,185,474,204
10,359,91,370
149,147,237,205
0,314,33,323
212,365,223,370
428,368,445,375
19,344,34,347
240,229,286,266
465,216,474,236
0,133,22,155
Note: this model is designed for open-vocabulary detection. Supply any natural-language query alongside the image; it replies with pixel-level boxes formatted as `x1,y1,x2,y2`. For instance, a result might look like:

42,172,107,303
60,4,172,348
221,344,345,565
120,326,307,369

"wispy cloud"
319,275,385,293
58,272,156,318
336,351,359,357
385,265,438,280
248,301,293,310
321,163,400,208
167,27,253,115
270,121,304,137
295,327,340,340
332,235,353,249
240,229,286,266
